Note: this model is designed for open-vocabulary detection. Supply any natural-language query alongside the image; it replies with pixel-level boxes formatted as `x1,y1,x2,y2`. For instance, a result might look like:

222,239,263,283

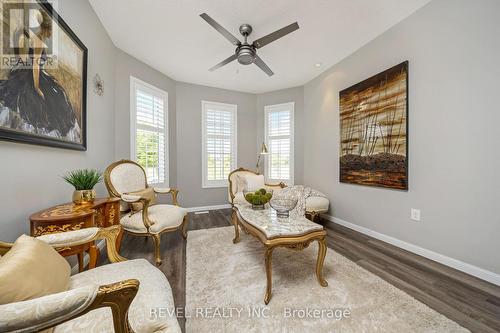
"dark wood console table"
29,197,121,272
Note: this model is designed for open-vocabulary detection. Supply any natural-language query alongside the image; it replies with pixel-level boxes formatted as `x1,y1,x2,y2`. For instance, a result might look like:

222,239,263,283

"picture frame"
0,0,88,150
339,61,409,190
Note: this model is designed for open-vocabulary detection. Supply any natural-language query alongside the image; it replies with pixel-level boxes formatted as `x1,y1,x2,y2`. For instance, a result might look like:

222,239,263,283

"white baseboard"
71,239,106,275
322,214,500,286
187,204,232,213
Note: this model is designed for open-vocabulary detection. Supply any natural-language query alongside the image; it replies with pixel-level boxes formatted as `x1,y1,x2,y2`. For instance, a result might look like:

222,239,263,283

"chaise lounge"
228,167,329,221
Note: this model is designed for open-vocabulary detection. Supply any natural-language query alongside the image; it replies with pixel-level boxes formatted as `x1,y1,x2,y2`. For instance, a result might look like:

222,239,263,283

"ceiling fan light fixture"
238,54,255,65
237,45,256,65
200,13,299,76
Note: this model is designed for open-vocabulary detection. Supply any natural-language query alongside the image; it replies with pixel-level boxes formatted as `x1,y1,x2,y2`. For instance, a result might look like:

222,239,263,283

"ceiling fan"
200,13,299,76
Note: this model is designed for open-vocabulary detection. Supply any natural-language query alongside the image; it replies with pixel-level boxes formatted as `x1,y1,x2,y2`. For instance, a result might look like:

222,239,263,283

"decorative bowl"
269,197,298,217
244,189,273,210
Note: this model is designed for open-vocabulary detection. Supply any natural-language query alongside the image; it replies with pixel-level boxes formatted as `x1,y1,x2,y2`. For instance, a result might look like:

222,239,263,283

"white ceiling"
89,0,430,94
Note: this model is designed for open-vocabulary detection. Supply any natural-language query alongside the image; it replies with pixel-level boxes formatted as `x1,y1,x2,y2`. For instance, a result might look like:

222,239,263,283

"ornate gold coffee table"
232,204,328,304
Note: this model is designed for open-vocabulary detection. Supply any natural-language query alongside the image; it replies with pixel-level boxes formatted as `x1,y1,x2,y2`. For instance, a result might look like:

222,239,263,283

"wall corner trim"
322,214,500,286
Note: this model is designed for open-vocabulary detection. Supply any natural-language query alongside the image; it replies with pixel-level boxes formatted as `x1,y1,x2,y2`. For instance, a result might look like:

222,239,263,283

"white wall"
0,0,116,241
256,86,304,185
303,0,500,275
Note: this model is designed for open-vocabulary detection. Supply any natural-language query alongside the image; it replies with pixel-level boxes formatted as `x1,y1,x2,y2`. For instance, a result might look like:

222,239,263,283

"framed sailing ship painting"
0,0,87,150
339,61,408,190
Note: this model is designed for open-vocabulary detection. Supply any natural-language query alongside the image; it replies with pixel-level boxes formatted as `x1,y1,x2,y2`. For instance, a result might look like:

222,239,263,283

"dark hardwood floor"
103,209,232,331
103,209,500,333
326,223,500,333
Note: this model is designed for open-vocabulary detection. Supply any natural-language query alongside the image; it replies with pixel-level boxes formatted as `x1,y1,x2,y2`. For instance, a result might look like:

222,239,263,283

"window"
202,101,237,188
130,76,168,185
265,102,294,184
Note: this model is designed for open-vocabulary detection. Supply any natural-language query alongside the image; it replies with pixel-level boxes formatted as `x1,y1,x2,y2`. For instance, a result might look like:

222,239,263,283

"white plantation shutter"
265,102,294,184
131,77,168,185
202,101,237,188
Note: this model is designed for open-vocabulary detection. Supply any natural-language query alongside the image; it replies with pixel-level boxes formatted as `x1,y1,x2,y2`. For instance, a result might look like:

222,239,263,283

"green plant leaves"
62,169,103,190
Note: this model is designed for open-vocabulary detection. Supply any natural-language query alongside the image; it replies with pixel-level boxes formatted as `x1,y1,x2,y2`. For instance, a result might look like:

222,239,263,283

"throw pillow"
127,187,157,212
235,174,247,193
0,235,71,305
243,174,266,192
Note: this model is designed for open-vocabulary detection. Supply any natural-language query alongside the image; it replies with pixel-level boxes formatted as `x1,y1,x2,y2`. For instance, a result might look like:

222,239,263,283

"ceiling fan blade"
253,22,299,49
253,55,274,76
200,13,241,46
209,53,238,71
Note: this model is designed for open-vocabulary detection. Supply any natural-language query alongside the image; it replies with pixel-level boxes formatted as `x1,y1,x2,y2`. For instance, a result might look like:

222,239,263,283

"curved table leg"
88,243,98,269
116,227,124,253
231,210,240,244
316,237,328,287
264,247,274,304
77,252,84,272
181,215,189,239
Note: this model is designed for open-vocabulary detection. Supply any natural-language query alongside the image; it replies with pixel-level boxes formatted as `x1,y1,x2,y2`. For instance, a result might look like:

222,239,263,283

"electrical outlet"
410,208,421,221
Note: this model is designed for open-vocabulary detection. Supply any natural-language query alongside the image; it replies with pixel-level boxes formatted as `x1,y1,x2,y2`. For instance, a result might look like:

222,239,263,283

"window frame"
264,102,295,185
201,100,238,188
130,76,169,186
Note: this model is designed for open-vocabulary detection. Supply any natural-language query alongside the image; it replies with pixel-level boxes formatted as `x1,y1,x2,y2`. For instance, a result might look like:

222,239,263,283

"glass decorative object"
269,197,298,218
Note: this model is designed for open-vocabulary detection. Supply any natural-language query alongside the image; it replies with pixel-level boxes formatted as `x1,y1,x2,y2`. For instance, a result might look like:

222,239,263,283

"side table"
29,197,121,272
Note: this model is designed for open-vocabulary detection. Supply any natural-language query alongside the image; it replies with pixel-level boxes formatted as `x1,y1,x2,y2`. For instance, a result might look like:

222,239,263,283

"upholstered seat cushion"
233,191,329,213
54,259,180,333
120,204,187,234
305,196,329,213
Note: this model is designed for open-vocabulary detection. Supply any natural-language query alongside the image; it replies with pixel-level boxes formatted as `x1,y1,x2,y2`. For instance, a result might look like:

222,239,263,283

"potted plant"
63,169,103,205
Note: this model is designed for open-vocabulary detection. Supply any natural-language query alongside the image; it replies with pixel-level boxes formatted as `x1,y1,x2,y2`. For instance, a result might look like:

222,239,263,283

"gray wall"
112,53,307,208
256,86,304,185
176,82,257,207
0,0,116,241
114,49,178,187
3,0,496,278
303,0,500,274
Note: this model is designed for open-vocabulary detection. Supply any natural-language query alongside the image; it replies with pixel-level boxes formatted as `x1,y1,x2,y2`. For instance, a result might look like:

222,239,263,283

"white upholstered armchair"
104,160,188,265
0,225,181,333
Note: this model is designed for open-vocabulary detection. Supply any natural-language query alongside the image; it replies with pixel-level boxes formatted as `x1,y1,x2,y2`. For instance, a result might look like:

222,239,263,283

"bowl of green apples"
244,188,273,210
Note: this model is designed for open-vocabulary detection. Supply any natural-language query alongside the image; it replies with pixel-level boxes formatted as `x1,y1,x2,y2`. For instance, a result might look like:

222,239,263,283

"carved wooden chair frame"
227,167,285,203
104,159,189,265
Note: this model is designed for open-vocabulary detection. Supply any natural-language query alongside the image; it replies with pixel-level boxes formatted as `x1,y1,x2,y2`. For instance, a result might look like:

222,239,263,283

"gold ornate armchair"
0,225,181,333
228,167,329,221
104,159,188,265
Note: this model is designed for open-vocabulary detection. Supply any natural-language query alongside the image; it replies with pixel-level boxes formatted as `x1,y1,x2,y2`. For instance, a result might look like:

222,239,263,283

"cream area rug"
186,226,468,333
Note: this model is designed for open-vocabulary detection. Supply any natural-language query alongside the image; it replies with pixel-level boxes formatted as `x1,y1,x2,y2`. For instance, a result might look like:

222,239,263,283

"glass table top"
235,204,324,239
